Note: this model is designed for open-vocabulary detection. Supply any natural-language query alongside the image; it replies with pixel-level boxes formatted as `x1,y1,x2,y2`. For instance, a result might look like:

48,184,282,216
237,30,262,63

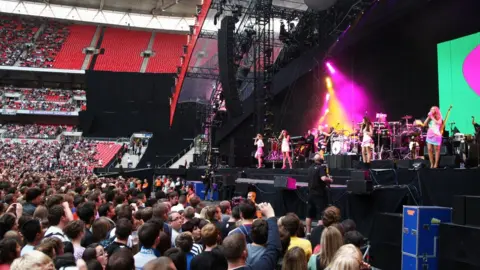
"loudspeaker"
370,160,395,169
218,16,243,117
465,196,480,227
350,170,370,181
453,195,466,225
273,176,296,190
346,180,372,194
223,175,236,186
438,155,460,168
439,223,480,269
369,213,402,270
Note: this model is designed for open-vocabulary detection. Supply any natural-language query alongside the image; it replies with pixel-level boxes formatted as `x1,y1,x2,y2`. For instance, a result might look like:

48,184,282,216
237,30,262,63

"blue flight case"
402,206,452,270
186,181,219,201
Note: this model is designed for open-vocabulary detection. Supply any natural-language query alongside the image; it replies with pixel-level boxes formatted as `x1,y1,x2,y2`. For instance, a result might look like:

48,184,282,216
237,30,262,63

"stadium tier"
146,32,186,73
53,24,97,70
94,28,151,72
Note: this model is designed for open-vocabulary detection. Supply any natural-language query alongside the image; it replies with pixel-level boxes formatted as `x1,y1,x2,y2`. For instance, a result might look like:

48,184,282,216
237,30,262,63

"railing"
157,141,195,168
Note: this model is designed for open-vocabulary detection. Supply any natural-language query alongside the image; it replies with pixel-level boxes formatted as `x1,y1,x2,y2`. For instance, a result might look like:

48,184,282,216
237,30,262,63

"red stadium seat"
94,28,151,72
146,33,186,73
53,25,96,70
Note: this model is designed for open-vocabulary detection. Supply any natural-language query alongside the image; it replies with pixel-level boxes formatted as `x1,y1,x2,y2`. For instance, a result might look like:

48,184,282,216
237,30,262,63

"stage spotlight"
324,108,330,114
326,93,330,101
325,77,332,88
326,62,336,74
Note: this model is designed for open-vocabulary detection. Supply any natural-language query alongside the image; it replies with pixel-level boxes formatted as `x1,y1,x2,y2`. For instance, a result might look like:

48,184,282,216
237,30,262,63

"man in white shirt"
43,204,70,242
133,223,160,270
168,211,183,247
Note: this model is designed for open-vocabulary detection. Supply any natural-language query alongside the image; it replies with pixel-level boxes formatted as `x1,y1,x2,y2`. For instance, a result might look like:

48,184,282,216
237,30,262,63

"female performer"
423,106,443,168
361,116,374,164
279,130,293,169
317,126,330,159
254,134,264,168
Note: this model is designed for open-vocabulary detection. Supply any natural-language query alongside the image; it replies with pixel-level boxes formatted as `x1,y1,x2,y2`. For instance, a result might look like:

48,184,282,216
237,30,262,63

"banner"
1,109,79,116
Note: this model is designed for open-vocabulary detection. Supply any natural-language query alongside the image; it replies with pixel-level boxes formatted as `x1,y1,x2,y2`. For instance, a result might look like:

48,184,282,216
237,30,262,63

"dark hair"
141,207,153,222
189,196,200,208
47,205,65,226
82,245,99,262
114,194,126,206
239,201,256,220
63,220,85,240
156,232,171,255
73,195,85,208
115,218,132,240
231,206,241,220
45,194,64,209
175,233,193,253
105,190,116,203
167,192,179,200
98,203,112,217
341,219,357,233
0,214,16,239
92,217,113,243
106,248,134,270
155,191,166,200
282,213,300,236
144,257,176,270
21,219,42,243
138,223,160,248
204,206,217,222
250,219,268,245
184,207,195,220
146,218,164,232
152,203,169,220
88,191,101,204
222,233,246,261
77,202,96,225
116,205,133,221
87,259,103,270
219,201,231,214
164,248,186,270
344,230,365,248
0,238,18,264
4,194,15,205
137,193,146,200
25,188,42,202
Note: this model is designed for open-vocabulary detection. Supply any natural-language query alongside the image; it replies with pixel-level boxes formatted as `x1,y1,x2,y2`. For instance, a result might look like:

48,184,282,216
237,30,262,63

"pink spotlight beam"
326,62,336,74
326,93,330,101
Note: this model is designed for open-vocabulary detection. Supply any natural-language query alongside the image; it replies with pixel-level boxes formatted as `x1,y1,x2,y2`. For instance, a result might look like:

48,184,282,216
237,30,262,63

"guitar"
440,105,453,135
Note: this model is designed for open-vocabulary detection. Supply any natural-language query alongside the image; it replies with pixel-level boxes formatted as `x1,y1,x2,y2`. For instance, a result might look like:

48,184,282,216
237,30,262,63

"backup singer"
423,106,443,168
254,134,264,168
361,116,374,164
305,129,315,161
279,130,293,169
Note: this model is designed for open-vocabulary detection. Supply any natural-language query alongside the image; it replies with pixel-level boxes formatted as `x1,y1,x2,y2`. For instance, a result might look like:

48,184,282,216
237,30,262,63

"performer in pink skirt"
361,116,374,164
254,134,264,168
423,106,443,168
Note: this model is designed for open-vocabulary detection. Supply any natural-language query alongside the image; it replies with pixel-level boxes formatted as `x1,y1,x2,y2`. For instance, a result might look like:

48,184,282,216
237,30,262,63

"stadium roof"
29,0,202,17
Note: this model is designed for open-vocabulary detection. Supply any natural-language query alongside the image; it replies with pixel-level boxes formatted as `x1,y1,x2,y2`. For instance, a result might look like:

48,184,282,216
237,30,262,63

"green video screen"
438,32,480,135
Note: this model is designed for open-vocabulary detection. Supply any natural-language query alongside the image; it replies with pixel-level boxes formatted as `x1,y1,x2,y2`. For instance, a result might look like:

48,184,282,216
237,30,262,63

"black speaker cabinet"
347,180,372,194
439,223,480,269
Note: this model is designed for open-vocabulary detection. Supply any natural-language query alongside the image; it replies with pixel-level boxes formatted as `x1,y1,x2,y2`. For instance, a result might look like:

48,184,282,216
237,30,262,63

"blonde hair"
10,250,54,270
318,226,344,267
326,244,363,270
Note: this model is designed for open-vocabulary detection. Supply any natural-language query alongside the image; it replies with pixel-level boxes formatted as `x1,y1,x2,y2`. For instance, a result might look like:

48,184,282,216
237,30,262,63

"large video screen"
438,32,480,134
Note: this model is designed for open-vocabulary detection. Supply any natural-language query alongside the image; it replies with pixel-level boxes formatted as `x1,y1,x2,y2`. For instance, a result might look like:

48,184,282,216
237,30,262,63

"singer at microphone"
360,116,374,165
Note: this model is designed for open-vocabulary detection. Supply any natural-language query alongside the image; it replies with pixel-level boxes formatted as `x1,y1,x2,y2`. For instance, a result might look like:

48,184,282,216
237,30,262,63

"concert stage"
154,167,480,238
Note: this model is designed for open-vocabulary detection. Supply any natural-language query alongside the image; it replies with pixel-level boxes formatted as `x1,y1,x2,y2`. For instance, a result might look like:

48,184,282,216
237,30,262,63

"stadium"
0,0,479,269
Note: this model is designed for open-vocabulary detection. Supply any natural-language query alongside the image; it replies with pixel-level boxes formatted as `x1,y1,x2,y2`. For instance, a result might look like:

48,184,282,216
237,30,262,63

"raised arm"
252,203,281,269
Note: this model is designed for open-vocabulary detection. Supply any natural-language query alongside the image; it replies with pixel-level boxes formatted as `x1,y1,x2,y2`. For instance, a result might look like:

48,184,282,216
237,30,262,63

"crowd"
0,87,86,112
19,21,70,68
3,124,69,139
0,16,37,66
0,172,370,270
0,138,118,175
0,15,70,68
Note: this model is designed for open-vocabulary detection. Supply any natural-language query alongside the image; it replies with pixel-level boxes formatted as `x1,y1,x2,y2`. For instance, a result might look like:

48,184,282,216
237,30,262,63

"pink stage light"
326,62,336,74
326,93,330,101
324,108,330,114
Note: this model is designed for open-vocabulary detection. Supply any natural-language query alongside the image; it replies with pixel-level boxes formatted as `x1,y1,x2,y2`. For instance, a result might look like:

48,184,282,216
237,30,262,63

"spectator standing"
227,201,256,243
44,204,70,243
22,188,43,215
309,206,341,250
222,203,280,270
168,212,183,247
281,213,312,259
63,220,86,261
175,232,195,270
134,223,161,270
20,219,43,256
246,219,268,265
106,218,133,257
307,226,343,270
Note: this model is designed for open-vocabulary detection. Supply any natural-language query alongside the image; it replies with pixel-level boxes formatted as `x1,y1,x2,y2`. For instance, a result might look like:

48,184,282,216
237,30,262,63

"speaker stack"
218,16,243,117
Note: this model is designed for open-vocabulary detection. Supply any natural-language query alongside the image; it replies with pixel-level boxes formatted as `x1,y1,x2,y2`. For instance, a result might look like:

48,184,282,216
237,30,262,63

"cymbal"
402,115,413,120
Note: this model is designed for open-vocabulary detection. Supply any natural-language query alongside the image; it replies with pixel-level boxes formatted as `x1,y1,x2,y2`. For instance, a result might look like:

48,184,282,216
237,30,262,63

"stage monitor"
437,32,480,134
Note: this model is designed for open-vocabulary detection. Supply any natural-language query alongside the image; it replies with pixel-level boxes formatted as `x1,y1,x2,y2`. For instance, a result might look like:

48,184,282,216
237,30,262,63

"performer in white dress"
361,116,374,164
279,130,292,169
254,134,264,168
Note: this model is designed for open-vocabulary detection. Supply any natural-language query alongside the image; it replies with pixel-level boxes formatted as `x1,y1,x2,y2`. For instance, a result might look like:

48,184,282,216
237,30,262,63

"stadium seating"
0,16,37,66
94,28,151,72
146,33,186,73
19,21,69,68
53,25,96,70
3,124,70,139
95,142,123,167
